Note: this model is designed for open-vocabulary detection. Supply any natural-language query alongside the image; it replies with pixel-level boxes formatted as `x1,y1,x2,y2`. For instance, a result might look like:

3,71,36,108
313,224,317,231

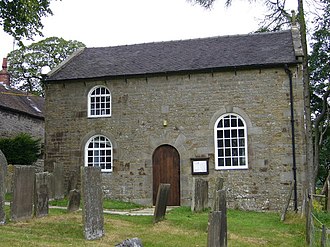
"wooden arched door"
152,145,180,206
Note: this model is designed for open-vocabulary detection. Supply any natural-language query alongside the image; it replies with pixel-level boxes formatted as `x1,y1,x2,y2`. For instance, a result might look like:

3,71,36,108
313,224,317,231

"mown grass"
0,201,306,247
48,197,142,210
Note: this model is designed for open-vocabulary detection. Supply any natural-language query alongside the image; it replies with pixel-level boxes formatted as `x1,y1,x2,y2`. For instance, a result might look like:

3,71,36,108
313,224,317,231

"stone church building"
45,27,306,211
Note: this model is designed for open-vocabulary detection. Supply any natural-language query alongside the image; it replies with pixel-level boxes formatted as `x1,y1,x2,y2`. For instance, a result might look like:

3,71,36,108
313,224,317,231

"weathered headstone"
81,166,104,240
115,238,144,247
53,163,64,200
11,166,35,221
0,149,7,224
47,172,55,200
191,178,208,212
210,189,227,247
67,189,80,212
34,172,49,218
212,177,224,211
153,183,170,223
207,211,222,247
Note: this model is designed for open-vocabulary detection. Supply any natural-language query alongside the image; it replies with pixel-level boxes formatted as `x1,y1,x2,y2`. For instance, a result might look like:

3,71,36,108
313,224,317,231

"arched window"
85,135,112,172
214,113,248,170
88,86,111,117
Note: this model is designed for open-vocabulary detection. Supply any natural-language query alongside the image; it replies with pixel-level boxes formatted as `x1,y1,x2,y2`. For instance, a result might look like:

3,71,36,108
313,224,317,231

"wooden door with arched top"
152,145,180,206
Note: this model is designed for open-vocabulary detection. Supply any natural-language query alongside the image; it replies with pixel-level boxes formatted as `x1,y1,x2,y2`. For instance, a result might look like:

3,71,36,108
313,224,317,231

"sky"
0,0,298,60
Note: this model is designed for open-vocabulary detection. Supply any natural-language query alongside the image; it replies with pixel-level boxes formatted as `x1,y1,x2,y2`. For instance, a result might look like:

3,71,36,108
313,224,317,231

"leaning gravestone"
53,163,64,200
153,183,170,224
11,166,35,221
34,172,49,218
81,166,104,240
0,149,7,224
67,189,80,212
191,178,208,212
115,238,144,247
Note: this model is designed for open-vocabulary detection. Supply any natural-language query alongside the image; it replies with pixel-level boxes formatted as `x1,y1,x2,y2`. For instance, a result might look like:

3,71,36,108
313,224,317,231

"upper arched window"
85,135,112,172
214,113,248,170
88,86,111,117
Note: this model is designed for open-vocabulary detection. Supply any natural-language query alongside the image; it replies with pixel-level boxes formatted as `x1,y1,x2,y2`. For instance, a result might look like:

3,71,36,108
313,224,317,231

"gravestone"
53,163,64,200
212,177,224,211
47,172,55,200
191,178,208,212
115,238,144,247
67,189,80,212
11,166,35,221
81,166,104,240
0,149,7,224
153,183,170,223
209,189,227,247
34,172,49,217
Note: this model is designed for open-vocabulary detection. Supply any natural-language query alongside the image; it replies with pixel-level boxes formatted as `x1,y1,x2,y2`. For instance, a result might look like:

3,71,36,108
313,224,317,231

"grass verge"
0,204,306,247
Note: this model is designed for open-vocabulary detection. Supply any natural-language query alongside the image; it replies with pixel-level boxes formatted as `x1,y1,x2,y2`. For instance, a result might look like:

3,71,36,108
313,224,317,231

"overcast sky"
0,0,298,60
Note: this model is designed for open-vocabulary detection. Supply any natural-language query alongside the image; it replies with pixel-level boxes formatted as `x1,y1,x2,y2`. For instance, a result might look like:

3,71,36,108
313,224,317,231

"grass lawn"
0,199,306,247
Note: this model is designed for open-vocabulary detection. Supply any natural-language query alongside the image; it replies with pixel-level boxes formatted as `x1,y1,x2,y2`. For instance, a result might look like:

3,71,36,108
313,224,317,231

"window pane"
240,157,246,166
231,129,237,137
217,119,223,128
218,149,224,157
239,129,244,137
239,148,245,156
224,130,230,138
225,158,231,166
219,158,224,166
231,118,237,127
238,119,244,127
232,148,238,156
217,130,223,138
218,140,223,148
224,118,230,127
225,148,231,156
233,158,239,166
225,139,230,147
239,139,245,147
232,139,237,147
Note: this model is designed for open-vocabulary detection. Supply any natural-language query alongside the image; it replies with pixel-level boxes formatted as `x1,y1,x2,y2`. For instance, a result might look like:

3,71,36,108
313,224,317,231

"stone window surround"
210,106,252,170
84,134,113,172
87,85,111,118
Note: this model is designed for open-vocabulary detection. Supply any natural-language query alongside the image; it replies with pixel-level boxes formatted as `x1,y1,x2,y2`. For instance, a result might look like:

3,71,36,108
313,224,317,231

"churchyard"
0,202,306,246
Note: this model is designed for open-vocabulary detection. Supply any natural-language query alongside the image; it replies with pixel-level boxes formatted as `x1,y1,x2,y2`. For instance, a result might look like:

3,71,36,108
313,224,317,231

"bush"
0,133,41,165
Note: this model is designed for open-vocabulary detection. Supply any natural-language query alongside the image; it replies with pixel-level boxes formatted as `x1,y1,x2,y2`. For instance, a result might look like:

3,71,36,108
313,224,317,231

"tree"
7,37,85,96
309,0,330,186
0,0,54,42
0,133,41,166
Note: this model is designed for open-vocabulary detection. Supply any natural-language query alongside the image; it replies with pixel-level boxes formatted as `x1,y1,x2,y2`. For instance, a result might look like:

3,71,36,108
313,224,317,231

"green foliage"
7,37,85,96
309,0,330,185
0,0,53,41
0,133,41,165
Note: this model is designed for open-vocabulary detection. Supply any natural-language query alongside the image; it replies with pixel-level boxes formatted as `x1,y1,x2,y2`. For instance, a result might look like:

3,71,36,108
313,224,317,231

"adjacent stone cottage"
45,27,306,211
0,58,44,140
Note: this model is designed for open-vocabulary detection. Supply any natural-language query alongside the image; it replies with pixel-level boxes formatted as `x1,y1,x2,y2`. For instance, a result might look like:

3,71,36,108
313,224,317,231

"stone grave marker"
115,238,144,247
11,166,35,221
34,172,49,218
47,172,55,200
81,166,104,240
0,149,7,224
191,178,208,212
53,163,64,200
67,189,80,212
153,183,170,223
208,189,227,247
212,177,224,211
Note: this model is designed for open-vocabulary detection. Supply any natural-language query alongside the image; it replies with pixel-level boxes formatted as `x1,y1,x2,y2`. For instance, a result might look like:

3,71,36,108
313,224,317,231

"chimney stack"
0,58,10,87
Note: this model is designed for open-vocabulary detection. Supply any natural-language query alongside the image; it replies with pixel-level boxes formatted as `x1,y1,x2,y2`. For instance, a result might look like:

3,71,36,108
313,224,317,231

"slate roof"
47,30,300,82
0,83,44,119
